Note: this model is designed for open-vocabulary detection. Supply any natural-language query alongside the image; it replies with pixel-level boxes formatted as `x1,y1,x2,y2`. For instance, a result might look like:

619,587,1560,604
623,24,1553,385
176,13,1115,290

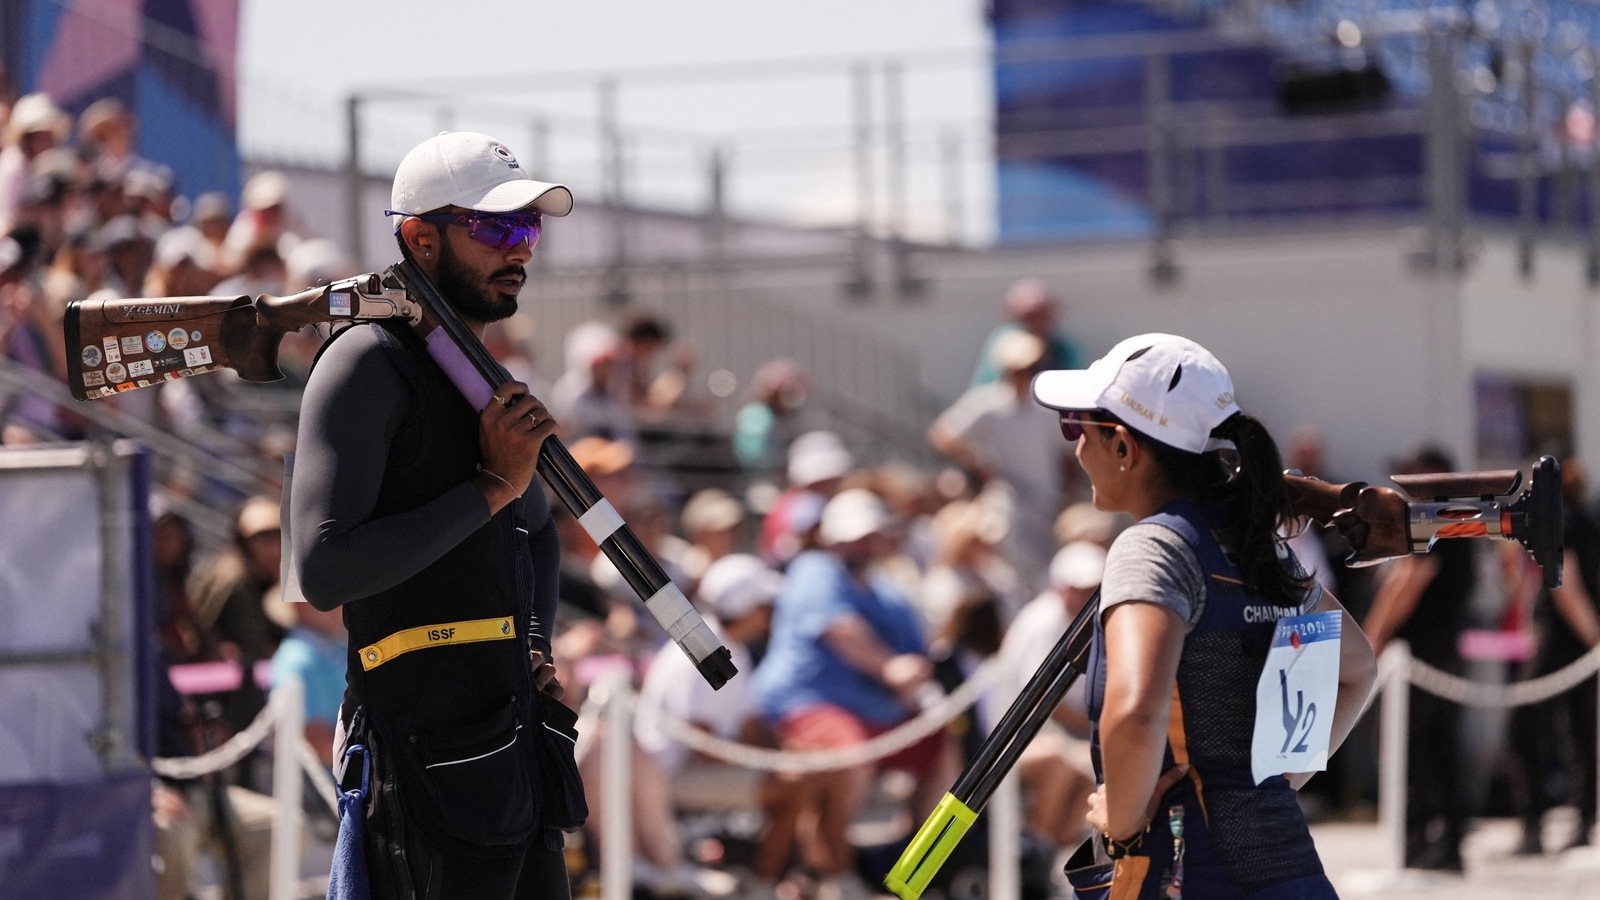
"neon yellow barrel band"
884,793,977,900
358,617,516,671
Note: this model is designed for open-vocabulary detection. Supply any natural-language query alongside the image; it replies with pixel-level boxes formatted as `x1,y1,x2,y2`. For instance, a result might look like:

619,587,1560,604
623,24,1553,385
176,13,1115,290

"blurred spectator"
268,598,347,761
1,236,71,443
152,507,220,665
146,226,221,298
188,496,290,737
484,313,548,399
1053,500,1124,551
759,430,852,568
16,146,80,259
617,311,698,418
752,488,947,900
930,330,1070,590
1364,445,1474,871
123,165,177,223
610,553,782,896
917,496,1025,632
283,236,351,291
190,191,232,258
968,277,1083,388
1510,452,1600,854
678,487,748,586
213,244,286,299
223,170,300,267
90,213,161,298
551,320,636,443
734,357,810,478
995,541,1103,850
76,97,154,184
0,93,70,233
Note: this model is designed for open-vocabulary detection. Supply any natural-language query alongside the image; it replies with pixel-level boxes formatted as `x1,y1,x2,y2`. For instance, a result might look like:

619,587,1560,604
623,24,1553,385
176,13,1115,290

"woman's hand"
1085,763,1190,841
530,649,564,699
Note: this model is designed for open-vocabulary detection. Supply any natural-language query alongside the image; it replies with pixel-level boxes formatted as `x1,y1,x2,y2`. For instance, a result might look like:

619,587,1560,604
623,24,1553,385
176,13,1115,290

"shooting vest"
332,320,545,856
1085,500,1334,899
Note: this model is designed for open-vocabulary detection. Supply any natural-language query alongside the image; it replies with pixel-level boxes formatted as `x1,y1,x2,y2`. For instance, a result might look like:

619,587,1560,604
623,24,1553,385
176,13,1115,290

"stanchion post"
987,769,1021,900
1377,642,1410,875
270,678,305,900
599,671,634,900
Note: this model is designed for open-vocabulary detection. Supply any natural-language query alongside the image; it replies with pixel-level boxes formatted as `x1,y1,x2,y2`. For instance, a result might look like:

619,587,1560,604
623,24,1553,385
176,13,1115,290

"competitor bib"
1250,611,1341,784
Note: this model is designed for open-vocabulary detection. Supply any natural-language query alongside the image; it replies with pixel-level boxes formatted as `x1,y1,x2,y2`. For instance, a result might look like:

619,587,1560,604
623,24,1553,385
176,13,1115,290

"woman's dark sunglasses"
386,209,542,250
1059,412,1117,442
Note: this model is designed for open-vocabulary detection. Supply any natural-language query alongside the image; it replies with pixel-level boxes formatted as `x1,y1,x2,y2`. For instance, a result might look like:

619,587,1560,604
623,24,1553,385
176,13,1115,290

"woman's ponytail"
1209,413,1310,607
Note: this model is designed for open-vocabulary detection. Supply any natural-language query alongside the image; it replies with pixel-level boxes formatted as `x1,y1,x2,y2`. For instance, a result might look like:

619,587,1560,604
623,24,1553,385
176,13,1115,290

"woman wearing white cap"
1032,333,1376,898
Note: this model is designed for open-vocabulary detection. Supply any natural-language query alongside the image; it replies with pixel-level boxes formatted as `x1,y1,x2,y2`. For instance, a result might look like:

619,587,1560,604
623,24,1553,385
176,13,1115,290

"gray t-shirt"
1101,523,1321,629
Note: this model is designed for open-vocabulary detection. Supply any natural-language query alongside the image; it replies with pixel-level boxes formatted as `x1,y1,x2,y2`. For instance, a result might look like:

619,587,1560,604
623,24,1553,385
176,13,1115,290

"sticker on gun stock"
184,346,213,367
145,330,166,353
105,363,127,384
120,335,143,356
129,360,154,378
102,337,120,364
81,345,101,367
168,328,188,350
82,371,105,387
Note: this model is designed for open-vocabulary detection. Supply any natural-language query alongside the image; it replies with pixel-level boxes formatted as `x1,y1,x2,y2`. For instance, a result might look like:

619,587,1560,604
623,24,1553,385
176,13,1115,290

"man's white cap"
788,431,853,488
1032,332,1240,454
819,488,894,546
1049,541,1107,590
391,131,573,217
698,553,780,621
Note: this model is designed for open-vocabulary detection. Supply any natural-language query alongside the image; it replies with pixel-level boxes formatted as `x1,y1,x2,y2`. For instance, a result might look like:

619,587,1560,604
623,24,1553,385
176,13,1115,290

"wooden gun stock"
64,278,414,400
1284,457,1562,588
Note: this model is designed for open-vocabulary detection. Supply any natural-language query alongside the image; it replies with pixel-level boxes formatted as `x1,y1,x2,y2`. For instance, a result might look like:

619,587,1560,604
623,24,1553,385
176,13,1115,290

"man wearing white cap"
290,132,575,899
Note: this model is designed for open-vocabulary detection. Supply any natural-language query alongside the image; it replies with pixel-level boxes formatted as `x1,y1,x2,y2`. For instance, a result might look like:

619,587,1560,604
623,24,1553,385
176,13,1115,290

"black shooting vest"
1085,500,1333,899
337,320,543,856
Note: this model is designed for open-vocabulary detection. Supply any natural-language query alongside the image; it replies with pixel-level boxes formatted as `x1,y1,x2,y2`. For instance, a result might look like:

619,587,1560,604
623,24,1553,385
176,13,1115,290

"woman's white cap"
1031,332,1240,454
391,131,573,217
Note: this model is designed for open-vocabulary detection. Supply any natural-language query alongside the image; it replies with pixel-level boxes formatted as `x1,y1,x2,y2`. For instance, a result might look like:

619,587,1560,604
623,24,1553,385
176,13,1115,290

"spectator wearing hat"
0,234,73,444
550,319,637,444
969,277,1084,388
994,541,1106,850
759,430,853,568
191,496,290,669
931,329,1073,592
0,93,70,234
678,487,748,586
752,488,945,900
223,170,301,268
88,213,162,298
734,357,810,478
602,553,785,896
916,496,1026,633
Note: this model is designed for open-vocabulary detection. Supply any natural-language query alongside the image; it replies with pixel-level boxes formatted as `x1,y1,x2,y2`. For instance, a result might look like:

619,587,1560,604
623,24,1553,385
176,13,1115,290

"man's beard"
433,240,524,323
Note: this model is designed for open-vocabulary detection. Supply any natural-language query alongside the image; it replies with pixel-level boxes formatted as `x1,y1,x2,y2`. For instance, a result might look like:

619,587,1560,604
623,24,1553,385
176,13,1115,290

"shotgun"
884,456,1562,899
65,267,739,690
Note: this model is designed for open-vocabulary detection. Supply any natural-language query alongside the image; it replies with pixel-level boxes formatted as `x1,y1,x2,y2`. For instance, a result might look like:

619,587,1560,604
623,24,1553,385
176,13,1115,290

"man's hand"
476,381,557,512
530,649,564,700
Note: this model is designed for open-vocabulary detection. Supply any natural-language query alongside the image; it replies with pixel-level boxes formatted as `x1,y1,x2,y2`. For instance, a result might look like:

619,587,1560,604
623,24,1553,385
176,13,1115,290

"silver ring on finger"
527,412,540,429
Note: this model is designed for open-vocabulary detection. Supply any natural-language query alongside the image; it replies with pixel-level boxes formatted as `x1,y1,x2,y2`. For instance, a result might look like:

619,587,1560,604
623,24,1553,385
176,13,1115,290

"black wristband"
1103,823,1149,859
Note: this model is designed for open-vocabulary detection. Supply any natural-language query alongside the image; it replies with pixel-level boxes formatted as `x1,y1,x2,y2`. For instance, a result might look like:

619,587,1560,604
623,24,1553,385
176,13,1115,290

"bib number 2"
1250,611,1341,785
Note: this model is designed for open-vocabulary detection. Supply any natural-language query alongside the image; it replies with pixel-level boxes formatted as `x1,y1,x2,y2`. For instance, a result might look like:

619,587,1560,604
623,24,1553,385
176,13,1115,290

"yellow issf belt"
358,617,516,671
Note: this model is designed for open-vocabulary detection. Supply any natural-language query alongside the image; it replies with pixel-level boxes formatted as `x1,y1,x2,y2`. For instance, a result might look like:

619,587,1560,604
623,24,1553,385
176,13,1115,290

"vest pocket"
400,697,538,849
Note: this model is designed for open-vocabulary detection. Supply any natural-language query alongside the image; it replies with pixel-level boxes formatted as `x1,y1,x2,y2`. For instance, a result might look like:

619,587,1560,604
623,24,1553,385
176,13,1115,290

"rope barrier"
151,690,287,780
1406,639,1600,707
643,660,1002,773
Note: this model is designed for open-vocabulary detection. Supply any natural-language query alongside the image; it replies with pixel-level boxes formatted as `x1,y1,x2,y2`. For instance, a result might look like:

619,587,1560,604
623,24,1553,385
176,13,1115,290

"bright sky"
237,0,996,238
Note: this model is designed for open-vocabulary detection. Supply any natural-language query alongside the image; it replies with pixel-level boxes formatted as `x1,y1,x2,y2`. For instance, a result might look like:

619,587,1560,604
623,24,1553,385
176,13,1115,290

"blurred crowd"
2,87,1596,900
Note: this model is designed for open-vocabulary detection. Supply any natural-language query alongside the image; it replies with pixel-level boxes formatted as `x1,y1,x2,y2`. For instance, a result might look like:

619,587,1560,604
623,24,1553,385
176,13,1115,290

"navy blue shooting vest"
1085,500,1334,899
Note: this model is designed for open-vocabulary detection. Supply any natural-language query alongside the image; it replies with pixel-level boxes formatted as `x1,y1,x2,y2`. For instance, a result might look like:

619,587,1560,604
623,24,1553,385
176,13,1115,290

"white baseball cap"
697,553,781,621
787,431,853,488
390,131,573,218
819,488,894,546
1031,332,1240,454
1049,541,1107,590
